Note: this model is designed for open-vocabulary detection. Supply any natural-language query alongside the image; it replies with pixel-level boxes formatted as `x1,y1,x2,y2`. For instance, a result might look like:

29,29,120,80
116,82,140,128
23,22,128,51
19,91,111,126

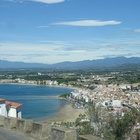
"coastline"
0,83,85,122
39,103,85,123
0,82,79,91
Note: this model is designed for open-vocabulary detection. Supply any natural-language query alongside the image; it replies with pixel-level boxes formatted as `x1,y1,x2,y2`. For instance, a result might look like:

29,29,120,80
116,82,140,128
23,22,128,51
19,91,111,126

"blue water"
0,84,73,121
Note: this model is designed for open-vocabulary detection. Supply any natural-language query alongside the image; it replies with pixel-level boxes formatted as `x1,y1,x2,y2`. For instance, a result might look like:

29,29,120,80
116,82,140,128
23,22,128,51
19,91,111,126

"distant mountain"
0,57,140,69
52,57,140,69
0,60,49,68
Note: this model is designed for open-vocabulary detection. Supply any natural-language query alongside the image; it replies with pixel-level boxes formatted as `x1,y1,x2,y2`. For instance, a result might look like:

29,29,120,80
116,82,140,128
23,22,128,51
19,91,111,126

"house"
0,98,22,119
112,100,122,108
0,98,7,117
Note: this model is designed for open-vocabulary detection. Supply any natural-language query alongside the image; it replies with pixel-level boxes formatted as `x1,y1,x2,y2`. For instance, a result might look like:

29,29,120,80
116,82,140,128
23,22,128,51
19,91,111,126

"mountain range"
0,57,140,69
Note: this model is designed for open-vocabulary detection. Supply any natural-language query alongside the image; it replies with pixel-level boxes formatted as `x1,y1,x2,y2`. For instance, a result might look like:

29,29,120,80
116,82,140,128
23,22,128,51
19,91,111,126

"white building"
112,100,122,108
0,98,22,119
101,100,122,108
0,98,7,117
70,91,80,98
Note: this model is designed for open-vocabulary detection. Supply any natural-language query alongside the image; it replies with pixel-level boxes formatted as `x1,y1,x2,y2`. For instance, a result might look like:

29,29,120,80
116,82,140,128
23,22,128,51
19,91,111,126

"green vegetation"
59,93,70,98
0,64,140,87
82,103,140,140
107,108,140,140
76,114,93,135
1,66,140,139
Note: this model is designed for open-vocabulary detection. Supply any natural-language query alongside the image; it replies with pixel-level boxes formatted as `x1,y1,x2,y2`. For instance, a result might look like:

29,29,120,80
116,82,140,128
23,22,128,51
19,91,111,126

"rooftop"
5,100,22,108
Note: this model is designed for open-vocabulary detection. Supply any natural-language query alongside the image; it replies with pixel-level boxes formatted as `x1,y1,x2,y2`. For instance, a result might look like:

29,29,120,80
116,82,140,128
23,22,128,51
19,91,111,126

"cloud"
0,41,69,63
31,0,65,4
0,38,139,64
52,20,121,26
36,25,50,28
6,0,24,3
134,29,140,33
6,0,65,4
101,53,134,59
63,46,98,52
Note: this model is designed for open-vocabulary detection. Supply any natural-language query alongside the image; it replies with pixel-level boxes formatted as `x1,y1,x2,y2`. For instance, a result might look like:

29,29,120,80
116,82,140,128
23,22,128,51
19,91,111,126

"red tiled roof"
10,102,22,108
5,101,11,105
5,100,22,108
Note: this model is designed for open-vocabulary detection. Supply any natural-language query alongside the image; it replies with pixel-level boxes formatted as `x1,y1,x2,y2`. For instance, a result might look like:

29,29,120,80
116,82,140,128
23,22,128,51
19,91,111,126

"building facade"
0,98,22,118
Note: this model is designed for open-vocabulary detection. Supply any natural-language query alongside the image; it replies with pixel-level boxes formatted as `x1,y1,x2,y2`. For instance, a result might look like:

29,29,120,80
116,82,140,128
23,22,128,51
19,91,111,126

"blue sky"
0,0,140,64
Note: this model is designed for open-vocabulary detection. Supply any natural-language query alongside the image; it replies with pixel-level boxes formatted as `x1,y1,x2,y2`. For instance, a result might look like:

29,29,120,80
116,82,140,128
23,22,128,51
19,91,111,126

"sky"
0,0,140,64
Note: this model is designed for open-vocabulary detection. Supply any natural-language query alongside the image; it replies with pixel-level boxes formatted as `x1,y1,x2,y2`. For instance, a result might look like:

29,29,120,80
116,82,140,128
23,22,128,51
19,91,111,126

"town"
0,66,140,140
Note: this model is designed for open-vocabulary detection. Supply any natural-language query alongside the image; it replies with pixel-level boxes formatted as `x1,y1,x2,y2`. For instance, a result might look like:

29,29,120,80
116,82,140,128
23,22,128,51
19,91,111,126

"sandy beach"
47,103,85,122
0,83,85,123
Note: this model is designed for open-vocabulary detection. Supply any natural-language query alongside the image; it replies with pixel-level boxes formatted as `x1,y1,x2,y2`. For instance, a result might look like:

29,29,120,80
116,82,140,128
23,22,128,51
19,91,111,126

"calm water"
0,84,73,121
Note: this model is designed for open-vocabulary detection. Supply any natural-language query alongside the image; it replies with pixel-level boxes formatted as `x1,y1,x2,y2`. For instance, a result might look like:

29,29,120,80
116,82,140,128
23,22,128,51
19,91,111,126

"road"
0,127,31,140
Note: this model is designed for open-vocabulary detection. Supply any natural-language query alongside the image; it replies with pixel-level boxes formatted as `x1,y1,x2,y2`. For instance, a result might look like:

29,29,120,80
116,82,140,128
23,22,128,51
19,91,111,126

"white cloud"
6,0,25,3
37,25,50,28
6,0,65,4
31,0,65,4
0,42,69,63
0,38,139,64
52,20,121,26
134,29,140,33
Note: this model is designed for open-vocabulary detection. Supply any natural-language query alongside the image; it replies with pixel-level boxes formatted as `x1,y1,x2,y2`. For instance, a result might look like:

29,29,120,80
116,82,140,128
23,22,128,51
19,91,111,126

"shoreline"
0,83,85,122
0,82,80,91
38,103,85,123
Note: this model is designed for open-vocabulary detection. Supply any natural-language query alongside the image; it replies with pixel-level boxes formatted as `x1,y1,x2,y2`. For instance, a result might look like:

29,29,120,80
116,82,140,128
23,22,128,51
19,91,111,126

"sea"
0,84,73,121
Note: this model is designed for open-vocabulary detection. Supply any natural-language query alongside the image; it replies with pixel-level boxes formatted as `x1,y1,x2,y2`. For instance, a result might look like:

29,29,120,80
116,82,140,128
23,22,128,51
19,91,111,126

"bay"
0,84,73,121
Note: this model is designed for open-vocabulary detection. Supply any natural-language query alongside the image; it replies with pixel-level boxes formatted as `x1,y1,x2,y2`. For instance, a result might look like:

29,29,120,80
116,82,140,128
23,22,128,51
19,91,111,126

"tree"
75,114,93,135
107,108,139,140
86,103,100,123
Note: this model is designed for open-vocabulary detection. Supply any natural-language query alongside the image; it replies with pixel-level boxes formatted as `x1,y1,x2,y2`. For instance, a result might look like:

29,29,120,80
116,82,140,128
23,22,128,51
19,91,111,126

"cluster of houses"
70,84,140,115
0,79,58,86
0,98,22,119
69,84,140,139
